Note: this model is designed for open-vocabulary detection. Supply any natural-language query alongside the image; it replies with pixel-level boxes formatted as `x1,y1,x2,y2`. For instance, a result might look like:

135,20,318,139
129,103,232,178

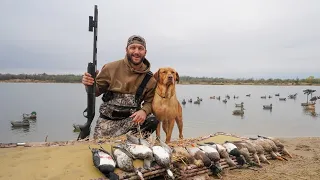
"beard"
127,53,145,65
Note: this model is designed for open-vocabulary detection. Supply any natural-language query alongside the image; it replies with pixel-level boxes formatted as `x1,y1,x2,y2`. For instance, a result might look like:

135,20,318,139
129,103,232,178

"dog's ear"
154,69,160,82
176,71,180,84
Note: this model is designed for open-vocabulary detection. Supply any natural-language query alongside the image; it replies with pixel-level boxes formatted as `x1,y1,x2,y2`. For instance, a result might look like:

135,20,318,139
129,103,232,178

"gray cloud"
0,0,319,78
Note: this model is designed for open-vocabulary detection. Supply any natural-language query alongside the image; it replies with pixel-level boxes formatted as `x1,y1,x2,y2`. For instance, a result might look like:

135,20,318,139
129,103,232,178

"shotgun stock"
78,5,98,140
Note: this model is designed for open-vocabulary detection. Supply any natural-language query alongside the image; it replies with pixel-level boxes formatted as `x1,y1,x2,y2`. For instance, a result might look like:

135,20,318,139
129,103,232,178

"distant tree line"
0,73,319,85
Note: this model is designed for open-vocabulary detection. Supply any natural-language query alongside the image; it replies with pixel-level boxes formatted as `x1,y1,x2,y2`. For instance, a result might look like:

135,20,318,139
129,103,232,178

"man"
82,35,158,139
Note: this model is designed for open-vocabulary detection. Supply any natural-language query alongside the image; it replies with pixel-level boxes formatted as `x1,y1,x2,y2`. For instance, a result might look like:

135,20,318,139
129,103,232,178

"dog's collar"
156,90,175,99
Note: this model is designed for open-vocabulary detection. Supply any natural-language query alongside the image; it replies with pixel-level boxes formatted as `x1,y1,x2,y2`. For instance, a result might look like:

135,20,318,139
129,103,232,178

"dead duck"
152,141,174,179
204,142,237,167
222,142,246,166
186,146,222,177
172,146,204,168
112,145,144,180
263,104,272,110
245,140,271,164
120,142,154,170
257,135,292,158
126,132,151,147
89,146,119,180
250,138,285,161
197,143,222,170
230,141,261,167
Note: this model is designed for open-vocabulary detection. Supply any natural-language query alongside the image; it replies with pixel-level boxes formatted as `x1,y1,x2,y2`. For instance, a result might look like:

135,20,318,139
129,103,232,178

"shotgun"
78,5,98,140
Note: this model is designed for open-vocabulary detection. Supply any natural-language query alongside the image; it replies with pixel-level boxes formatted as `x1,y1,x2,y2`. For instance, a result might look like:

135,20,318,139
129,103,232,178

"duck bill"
276,156,285,161
136,170,145,180
283,149,293,158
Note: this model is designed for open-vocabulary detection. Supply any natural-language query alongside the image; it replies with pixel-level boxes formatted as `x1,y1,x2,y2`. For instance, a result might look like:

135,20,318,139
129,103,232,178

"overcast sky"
0,0,319,79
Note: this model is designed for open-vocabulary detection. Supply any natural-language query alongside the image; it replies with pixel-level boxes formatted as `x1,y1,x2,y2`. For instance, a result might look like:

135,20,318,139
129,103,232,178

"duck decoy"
263,104,272,110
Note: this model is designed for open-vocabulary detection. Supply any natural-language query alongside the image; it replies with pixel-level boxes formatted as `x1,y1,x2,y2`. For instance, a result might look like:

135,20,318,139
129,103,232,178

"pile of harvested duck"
89,133,292,180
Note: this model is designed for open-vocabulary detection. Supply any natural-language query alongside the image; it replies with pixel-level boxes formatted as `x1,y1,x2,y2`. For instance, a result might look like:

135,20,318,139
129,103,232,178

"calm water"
0,83,319,143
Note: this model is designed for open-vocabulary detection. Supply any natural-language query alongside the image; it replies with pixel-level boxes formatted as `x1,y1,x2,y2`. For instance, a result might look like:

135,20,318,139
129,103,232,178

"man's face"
126,44,147,65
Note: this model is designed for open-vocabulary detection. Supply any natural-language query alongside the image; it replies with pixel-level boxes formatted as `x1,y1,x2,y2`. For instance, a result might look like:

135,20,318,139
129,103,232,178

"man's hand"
130,110,147,124
82,70,99,86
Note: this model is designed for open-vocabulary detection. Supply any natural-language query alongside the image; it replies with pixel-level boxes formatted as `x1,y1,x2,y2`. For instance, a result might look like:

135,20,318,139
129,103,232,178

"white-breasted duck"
186,146,222,178
204,142,237,167
197,143,222,171
152,138,174,179
112,145,144,180
121,142,154,170
222,142,246,166
89,145,119,180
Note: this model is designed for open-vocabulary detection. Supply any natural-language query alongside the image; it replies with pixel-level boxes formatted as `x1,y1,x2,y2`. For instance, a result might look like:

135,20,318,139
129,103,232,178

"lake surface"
0,83,319,143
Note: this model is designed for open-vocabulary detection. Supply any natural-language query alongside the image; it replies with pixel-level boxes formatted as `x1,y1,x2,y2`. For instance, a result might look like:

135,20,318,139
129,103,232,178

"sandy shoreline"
0,136,320,180
220,137,320,180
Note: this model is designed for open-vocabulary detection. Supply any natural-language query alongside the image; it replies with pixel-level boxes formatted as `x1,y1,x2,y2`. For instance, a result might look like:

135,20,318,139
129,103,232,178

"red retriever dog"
152,67,183,143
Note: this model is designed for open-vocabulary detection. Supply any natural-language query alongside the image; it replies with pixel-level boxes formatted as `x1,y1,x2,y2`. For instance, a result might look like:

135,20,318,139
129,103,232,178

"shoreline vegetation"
0,73,319,86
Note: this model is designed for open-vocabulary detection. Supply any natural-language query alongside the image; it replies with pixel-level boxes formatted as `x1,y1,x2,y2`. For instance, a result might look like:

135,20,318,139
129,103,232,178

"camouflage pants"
93,114,159,140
